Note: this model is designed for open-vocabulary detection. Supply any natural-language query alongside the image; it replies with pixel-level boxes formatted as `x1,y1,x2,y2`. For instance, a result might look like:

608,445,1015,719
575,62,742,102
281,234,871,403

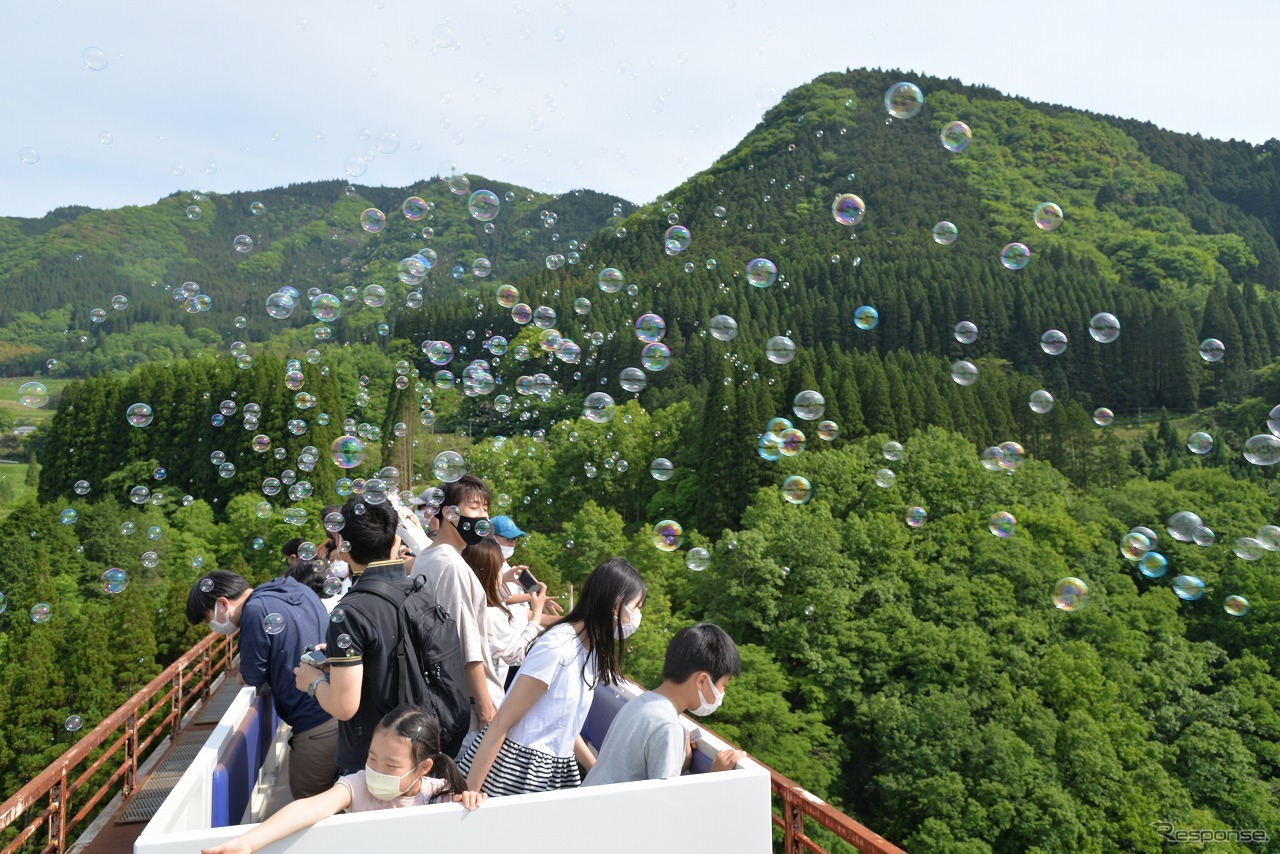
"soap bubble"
905,507,927,528
989,512,1016,538
19,382,49,408
1172,575,1206,601
792,391,825,421
1052,578,1088,611
1193,526,1216,547
101,568,128,594
262,613,286,635
882,441,903,462
583,392,616,423
30,603,53,623
1199,338,1225,362
232,235,253,254
573,297,592,315
1224,595,1250,617
710,315,738,341
311,293,342,322
746,258,778,288
874,469,896,488
652,520,684,551
883,82,923,119
1039,329,1068,356
1233,537,1266,561
817,420,839,441
127,403,154,427
74,480,90,495
950,361,978,386
360,208,387,233
1243,434,1280,465
649,458,674,481
266,292,297,319
641,343,671,371
781,476,812,505
494,284,519,308
19,147,39,165
1166,511,1203,542
1029,390,1054,414
1138,552,1168,578
82,46,108,70
853,306,879,330
598,268,624,293
1088,312,1120,343
954,321,977,344
433,450,466,483
1187,432,1213,455
1093,408,1114,426
777,428,806,457
362,285,386,307
932,221,958,245
1120,532,1151,560
939,121,971,152
619,367,647,393
330,436,365,469
60,508,77,525
831,194,866,226
1257,525,1280,551
1000,243,1031,270
65,714,84,732
685,547,710,572
468,189,501,221
663,225,691,254
1033,202,1064,231
250,201,266,216
765,336,796,365
634,313,667,343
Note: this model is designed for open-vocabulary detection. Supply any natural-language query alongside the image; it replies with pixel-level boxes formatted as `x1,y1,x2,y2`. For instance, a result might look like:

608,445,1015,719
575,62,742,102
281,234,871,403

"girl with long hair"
461,539,548,707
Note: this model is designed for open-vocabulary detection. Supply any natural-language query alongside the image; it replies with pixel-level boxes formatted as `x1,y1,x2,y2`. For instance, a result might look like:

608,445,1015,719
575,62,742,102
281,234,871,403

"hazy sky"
2,0,1276,218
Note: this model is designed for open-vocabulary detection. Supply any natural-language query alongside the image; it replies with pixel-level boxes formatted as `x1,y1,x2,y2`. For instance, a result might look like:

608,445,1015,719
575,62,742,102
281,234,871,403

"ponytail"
428,751,469,800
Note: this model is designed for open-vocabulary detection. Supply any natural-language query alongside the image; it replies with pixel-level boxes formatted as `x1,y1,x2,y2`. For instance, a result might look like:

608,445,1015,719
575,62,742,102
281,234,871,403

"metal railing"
0,631,234,854
767,764,906,854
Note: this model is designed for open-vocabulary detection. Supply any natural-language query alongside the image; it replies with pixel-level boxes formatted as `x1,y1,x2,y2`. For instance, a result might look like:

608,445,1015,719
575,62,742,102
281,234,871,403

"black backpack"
355,574,471,757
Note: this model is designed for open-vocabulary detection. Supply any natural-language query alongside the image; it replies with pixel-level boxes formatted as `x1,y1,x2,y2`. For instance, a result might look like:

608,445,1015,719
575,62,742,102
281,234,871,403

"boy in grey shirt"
583,624,744,786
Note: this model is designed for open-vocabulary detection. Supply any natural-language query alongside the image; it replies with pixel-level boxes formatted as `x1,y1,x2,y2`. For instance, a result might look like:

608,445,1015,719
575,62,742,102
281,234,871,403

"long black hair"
461,538,511,619
375,705,467,800
547,557,645,687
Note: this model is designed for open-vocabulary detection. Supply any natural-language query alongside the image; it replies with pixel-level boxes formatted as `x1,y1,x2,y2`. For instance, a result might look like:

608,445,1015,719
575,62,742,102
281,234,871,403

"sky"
1,0,1277,219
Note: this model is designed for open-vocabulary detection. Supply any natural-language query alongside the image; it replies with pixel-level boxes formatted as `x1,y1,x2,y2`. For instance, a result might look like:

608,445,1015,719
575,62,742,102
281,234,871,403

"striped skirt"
456,728,581,797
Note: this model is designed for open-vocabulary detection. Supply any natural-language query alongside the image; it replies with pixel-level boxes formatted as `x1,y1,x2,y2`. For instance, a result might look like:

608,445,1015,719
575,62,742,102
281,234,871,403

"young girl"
201,706,486,854
461,539,548,706
457,557,646,796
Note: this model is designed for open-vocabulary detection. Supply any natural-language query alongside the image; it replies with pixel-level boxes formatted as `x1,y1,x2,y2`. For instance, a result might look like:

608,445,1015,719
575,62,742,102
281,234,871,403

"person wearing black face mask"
411,475,503,733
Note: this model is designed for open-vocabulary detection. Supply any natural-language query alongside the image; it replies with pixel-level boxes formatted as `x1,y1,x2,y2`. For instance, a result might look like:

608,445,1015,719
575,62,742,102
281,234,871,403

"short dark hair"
186,570,250,624
281,537,304,559
662,623,741,683
339,497,397,565
441,474,490,512
289,559,329,600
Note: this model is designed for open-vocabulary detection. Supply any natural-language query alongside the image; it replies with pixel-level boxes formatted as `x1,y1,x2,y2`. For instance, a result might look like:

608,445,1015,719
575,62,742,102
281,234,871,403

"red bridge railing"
0,632,235,854
765,764,906,854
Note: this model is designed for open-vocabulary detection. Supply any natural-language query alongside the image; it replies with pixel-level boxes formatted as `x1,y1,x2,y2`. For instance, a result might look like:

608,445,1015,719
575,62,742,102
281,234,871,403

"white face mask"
363,764,423,801
499,544,516,561
208,601,236,637
615,604,641,640
691,673,725,717
329,559,350,579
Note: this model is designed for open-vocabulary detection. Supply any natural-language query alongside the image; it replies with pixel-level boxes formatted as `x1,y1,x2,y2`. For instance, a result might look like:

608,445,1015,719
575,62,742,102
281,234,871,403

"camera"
300,647,328,668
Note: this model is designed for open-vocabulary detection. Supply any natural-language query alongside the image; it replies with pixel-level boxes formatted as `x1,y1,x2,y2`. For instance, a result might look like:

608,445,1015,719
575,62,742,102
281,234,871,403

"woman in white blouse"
460,539,548,708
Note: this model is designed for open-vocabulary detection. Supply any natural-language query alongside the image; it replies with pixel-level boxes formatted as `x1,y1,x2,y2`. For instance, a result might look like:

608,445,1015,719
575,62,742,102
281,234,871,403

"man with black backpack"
294,495,470,774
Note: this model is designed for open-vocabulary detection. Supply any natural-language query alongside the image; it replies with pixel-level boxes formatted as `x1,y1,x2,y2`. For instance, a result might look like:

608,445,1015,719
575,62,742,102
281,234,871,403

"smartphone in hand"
519,568,539,593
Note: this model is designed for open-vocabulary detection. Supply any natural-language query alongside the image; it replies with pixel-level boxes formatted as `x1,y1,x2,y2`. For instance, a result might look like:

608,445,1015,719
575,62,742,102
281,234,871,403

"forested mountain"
5,68,1280,852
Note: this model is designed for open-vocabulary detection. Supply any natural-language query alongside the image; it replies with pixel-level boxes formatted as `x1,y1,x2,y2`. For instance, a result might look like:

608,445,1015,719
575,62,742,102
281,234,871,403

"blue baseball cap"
490,516,526,539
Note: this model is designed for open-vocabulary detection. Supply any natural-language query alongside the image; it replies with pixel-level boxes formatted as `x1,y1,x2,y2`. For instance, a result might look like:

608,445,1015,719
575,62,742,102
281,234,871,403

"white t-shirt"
507,623,596,757
484,604,539,706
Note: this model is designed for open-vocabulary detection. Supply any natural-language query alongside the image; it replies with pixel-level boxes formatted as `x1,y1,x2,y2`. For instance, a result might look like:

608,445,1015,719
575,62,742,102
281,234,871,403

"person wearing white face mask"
583,623,745,787
491,515,564,629
199,705,485,854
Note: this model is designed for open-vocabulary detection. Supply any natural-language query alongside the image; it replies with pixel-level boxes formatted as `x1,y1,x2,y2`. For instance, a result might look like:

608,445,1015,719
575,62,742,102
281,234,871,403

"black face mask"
456,514,489,547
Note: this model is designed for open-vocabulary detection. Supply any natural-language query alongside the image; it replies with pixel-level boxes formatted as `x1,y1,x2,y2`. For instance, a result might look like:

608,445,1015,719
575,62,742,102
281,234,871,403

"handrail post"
48,768,67,853
782,787,801,853
124,713,138,796
172,662,184,741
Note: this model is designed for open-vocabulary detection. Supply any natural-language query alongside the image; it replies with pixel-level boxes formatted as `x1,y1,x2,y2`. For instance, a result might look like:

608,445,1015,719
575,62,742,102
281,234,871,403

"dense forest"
4,68,1280,852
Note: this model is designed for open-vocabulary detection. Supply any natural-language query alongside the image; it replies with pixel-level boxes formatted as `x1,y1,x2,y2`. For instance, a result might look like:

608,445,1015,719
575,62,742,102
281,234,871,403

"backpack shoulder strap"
354,576,410,608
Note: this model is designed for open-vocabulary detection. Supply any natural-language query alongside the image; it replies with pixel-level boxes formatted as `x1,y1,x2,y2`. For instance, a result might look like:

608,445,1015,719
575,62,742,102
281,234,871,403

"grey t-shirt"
581,691,685,786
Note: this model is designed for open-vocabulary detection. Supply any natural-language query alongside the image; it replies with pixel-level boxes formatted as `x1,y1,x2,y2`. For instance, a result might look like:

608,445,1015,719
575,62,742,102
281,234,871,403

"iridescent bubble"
746,258,778,288
424,340,454,366
583,392,616,423
1039,329,1068,356
330,436,365,469
905,507,927,528
853,306,879,331
686,547,710,571
777,428,806,457
932,221,958,245
883,441,903,461
1199,338,1225,363
1224,595,1251,617
1093,408,1114,426
649,458,675,481
468,189,501,221
1243,434,1280,465
1256,525,1280,551
652,520,684,551
998,442,1025,471
709,315,738,341
360,208,387,233
781,476,812,505
1233,537,1266,561
473,257,493,277
262,613,286,635
765,336,796,365
30,603,53,623
495,284,520,308
618,367,647,393
60,508,77,525
641,343,671,371
950,361,978,386
74,480,90,495
634,313,667,343
127,403,154,427
1172,575,1206,601
185,206,203,221
831,194,866,226
250,201,266,216
817,420,839,441
18,382,49,408
1029,390,1054,414
1089,313,1120,343
362,284,386,307
792,390,825,421
939,121,971,152
663,225,691,255
433,450,466,483
1187,432,1213,455
266,292,296,319
884,82,923,119
311,293,342,322
65,714,84,732
101,568,128,594
598,267,624,293
756,434,781,462
1138,552,1168,579
82,46,108,71
989,512,1016,538
953,321,977,344
573,296,592,315
1166,511,1203,542
1000,243,1031,270
232,235,253,254
1052,578,1089,611
874,469,896,488
1033,202,1064,231
1120,532,1151,561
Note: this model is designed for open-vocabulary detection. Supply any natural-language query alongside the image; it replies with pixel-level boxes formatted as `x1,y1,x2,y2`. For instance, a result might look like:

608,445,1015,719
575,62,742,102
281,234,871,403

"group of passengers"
186,474,743,853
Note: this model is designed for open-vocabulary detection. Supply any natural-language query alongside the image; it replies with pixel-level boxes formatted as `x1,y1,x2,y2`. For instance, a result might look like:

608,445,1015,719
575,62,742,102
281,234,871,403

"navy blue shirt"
239,577,332,734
